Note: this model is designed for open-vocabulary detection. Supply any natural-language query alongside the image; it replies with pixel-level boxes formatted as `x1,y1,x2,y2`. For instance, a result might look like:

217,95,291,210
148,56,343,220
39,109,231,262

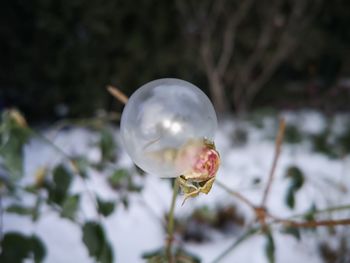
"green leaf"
283,226,301,241
30,235,46,263
142,248,165,260
82,221,114,263
24,184,39,194
97,197,115,217
304,203,317,222
284,125,302,144
32,196,43,222
285,166,304,190
127,177,143,192
6,204,33,216
285,166,305,209
108,169,129,189
121,196,129,209
142,247,201,263
311,130,338,158
99,241,114,263
0,165,13,190
175,248,201,263
99,129,117,163
0,232,46,263
0,232,31,263
83,222,102,257
0,110,31,180
61,195,80,220
47,165,72,205
71,157,89,178
53,165,72,193
264,231,275,263
285,186,295,209
6,197,42,222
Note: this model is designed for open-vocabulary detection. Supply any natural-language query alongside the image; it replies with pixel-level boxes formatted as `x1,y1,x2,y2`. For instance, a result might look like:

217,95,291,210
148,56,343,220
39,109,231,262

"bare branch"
278,218,350,228
206,0,226,34
238,0,282,83
217,0,255,75
232,1,281,108
261,118,286,206
242,0,312,106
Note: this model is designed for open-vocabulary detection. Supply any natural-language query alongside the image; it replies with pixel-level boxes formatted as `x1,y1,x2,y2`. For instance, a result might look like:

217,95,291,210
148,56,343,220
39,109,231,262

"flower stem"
166,178,179,262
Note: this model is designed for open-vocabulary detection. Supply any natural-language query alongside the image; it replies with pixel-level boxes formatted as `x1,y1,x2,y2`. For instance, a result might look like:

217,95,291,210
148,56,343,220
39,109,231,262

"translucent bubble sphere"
120,78,218,177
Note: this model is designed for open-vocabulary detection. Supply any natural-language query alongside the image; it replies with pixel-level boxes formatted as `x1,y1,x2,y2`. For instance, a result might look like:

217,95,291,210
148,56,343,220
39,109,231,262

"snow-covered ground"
4,111,350,263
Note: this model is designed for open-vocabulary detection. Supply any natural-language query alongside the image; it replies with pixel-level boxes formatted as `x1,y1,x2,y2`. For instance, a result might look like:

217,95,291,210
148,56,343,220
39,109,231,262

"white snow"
3,110,350,263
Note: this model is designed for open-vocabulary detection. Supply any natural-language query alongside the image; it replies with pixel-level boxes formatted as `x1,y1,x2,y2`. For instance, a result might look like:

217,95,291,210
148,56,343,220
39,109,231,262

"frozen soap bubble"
120,78,218,178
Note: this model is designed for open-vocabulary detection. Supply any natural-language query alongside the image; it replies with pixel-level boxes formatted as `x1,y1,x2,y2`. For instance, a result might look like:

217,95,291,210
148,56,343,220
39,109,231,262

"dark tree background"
1,0,350,122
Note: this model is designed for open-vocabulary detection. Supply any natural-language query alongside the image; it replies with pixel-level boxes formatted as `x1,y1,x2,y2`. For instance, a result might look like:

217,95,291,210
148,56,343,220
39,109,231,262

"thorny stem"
261,118,286,207
166,179,179,262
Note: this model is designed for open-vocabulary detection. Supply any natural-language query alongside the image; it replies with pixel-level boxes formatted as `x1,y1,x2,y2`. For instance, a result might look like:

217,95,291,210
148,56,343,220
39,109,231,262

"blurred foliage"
319,237,350,263
108,168,142,193
284,125,303,144
98,128,118,165
142,247,201,263
97,197,115,217
0,232,46,263
310,123,350,158
1,106,350,262
311,129,338,158
176,205,245,243
0,109,141,262
82,221,114,263
282,226,301,241
61,194,80,220
264,231,275,263
337,125,350,155
284,166,305,209
1,0,350,121
304,203,317,223
45,164,73,206
0,109,31,180
231,127,249,147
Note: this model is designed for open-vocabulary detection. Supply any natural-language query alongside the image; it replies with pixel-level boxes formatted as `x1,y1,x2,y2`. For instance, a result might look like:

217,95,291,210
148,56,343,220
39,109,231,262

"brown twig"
107,85,129,105
276,218,350,228
217,119,286,227
261,118,286,207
